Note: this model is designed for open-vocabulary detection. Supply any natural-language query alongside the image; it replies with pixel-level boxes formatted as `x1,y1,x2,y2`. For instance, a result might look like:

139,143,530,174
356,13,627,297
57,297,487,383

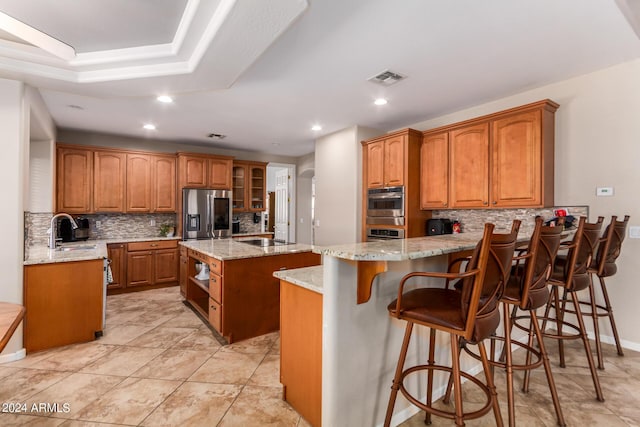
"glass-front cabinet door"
232,164,246,212
250,166,266,211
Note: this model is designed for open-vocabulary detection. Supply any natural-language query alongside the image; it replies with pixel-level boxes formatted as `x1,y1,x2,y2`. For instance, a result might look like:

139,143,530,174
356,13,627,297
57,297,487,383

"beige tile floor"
1,286,639,426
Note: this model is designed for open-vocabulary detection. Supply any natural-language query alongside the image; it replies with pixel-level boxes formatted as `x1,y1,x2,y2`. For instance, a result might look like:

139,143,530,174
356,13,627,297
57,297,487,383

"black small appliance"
426,218,453,236
232,219,241,234
59,217,90,242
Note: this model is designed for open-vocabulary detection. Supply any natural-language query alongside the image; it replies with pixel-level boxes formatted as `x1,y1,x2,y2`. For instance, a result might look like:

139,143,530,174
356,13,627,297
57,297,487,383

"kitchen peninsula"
179,238,320,343
277,231,518,427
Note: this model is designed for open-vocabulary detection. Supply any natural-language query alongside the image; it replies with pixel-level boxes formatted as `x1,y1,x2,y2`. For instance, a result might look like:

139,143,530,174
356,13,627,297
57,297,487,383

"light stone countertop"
24,241,109,265
313,232,488,261
273,265,323,294
179,238,315,261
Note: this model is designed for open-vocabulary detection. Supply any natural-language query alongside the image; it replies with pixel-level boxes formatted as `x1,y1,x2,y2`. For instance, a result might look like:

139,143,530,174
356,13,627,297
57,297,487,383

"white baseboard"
586,331,640,352
0,348,26,364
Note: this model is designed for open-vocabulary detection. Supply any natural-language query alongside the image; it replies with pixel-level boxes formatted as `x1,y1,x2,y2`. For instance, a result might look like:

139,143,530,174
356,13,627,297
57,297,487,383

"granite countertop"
314,233,487,262
273,265,324,294
24,241,109,265
180,238,314,261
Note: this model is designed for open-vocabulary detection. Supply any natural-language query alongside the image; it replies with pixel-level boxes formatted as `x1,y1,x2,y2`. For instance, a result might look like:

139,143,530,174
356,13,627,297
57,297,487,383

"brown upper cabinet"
232,161,267,212
56,147,93,213
178,153,233,190
93,151,126,212
420,99,558,209
365,134,405,188
56,144,177,214
126,153,176,213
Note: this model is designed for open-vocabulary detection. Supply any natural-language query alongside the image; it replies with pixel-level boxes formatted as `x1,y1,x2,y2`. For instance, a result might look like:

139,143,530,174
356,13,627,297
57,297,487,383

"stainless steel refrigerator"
182,189,233,239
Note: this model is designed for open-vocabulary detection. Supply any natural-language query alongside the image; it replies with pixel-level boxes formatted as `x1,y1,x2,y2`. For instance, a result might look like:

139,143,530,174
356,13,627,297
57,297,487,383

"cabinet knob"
443,203,447,207
492,201,497,205
483,201,488,206
150,243,158,247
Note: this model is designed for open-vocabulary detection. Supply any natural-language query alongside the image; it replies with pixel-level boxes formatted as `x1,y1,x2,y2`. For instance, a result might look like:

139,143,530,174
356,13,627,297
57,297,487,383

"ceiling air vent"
368,70,406,86
208,133,226,139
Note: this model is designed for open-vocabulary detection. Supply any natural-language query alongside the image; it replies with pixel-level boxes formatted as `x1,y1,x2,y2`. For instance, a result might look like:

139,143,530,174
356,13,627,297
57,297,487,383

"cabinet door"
126,251,154,287
153,155,176,212
249,164,266,211
491,110,542,207
208,158,232,189
180,156,208,188
384,135,405,187
126,154,152,212
365,141,385,188
179,248,188,297
420,132,449,209
450,123,489,208
107,243,126,290
154,248,179,284
232,164,247,212
94,151,126,212
56,147,92,213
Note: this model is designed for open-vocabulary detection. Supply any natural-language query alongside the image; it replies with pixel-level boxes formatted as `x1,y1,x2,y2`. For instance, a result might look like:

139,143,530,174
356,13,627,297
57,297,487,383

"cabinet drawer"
209,273,222,302
128,240,178,251
209,298,222,332
209,258,222,276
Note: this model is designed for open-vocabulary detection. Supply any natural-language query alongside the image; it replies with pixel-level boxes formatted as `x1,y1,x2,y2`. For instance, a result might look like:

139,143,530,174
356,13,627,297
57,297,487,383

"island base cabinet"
24,259,103,353
208,298,222,332
280,280,322,427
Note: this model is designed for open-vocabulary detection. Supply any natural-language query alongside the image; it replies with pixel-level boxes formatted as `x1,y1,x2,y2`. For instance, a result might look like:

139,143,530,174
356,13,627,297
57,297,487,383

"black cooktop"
240,238,289,247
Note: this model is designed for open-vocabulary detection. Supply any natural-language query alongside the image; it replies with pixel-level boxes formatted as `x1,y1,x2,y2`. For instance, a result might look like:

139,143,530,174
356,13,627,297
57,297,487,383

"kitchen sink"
55,244,98,251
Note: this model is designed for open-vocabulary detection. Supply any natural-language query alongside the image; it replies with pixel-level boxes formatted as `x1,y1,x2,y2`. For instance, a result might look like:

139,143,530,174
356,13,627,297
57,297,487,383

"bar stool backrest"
594,215,630,277
560,216,603,291
520,217,563,310
461,220,520,342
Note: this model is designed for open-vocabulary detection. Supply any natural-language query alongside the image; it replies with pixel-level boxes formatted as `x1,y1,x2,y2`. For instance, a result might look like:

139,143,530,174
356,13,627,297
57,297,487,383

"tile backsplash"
25,211,264,247
430,206,589,234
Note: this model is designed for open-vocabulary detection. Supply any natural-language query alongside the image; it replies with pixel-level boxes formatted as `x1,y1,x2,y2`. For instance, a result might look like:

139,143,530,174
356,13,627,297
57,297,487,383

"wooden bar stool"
586,215,630,369
487,217,566,426
384,222,519,426
540,216,605,401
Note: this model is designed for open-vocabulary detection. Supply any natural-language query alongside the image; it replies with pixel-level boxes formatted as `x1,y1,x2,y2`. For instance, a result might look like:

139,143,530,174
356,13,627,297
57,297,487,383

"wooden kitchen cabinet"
56,147,93,213
107,243,126,290
179,246,188,296
420,99,558,209
420,132,449,209
93,150,126,212
232,161,267,212
178,153,233,190
364,136,405,189
126,153,176,213
115,240,180,291
449,122,490,208
24,259,103,353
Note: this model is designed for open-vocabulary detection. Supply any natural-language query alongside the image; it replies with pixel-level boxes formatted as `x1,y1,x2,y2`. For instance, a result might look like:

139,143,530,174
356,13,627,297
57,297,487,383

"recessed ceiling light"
374,98,388,106
156,95,173,103
143,124,156,130
311,125,322,131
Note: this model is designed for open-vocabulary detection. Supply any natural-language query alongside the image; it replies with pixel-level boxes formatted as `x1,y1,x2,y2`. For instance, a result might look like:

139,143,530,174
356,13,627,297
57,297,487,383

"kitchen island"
279,232,515,427
179,238,321,343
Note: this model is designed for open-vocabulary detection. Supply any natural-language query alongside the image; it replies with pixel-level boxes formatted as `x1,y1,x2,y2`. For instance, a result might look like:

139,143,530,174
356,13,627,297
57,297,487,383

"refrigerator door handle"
206,193,212,237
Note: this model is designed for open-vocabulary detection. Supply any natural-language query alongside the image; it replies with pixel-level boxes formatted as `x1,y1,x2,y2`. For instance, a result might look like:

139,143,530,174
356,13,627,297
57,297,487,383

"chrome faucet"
49,213,78,249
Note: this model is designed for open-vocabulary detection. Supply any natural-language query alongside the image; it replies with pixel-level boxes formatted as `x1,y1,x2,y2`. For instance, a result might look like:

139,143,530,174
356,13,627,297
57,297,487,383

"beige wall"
296,152,315,244
407,59,640,348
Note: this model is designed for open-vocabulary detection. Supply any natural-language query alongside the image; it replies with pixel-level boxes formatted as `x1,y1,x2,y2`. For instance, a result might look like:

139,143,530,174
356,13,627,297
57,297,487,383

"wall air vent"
207,133,227,139
368,70,407,86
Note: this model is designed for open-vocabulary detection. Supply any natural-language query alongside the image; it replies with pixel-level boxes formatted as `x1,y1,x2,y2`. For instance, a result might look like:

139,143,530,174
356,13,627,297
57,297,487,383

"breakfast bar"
277,231,526,427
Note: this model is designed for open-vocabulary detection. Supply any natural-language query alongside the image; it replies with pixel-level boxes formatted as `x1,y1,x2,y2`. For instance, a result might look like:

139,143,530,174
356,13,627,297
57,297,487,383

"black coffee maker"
59,217,90,242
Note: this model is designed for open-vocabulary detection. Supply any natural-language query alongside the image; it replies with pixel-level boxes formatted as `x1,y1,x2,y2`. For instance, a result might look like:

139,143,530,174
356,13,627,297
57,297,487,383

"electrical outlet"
95,220,101,228
150,219,156,226
596,187,614,196
629,226,640,239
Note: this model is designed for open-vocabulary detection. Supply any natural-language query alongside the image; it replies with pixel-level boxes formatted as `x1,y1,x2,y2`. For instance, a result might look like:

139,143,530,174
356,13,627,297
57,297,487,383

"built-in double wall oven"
366,186,405,241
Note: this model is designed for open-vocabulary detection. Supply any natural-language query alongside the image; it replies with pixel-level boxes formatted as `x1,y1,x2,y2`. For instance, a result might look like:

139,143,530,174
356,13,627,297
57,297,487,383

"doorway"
267,163,296,242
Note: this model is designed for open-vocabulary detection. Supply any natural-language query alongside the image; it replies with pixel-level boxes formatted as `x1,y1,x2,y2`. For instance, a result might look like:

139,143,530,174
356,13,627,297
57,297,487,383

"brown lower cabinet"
183,247,320,343
24,259,103,353
280,279,322,427
107,240,179,294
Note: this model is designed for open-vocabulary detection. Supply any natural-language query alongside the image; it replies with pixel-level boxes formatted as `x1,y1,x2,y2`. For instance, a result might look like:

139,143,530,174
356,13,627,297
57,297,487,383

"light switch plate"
596,187,614,196
629,226,640,239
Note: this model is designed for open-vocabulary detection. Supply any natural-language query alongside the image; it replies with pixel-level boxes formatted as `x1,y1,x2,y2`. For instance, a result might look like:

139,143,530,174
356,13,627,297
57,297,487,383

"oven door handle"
368,193,403,200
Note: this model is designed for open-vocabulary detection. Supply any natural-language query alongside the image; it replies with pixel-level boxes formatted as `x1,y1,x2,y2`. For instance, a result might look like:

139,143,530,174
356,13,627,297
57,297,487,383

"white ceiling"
1,0,639,157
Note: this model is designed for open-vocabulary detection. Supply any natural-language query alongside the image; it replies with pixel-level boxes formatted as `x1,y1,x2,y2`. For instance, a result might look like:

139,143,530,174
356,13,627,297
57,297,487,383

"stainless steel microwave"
366,186,404,219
